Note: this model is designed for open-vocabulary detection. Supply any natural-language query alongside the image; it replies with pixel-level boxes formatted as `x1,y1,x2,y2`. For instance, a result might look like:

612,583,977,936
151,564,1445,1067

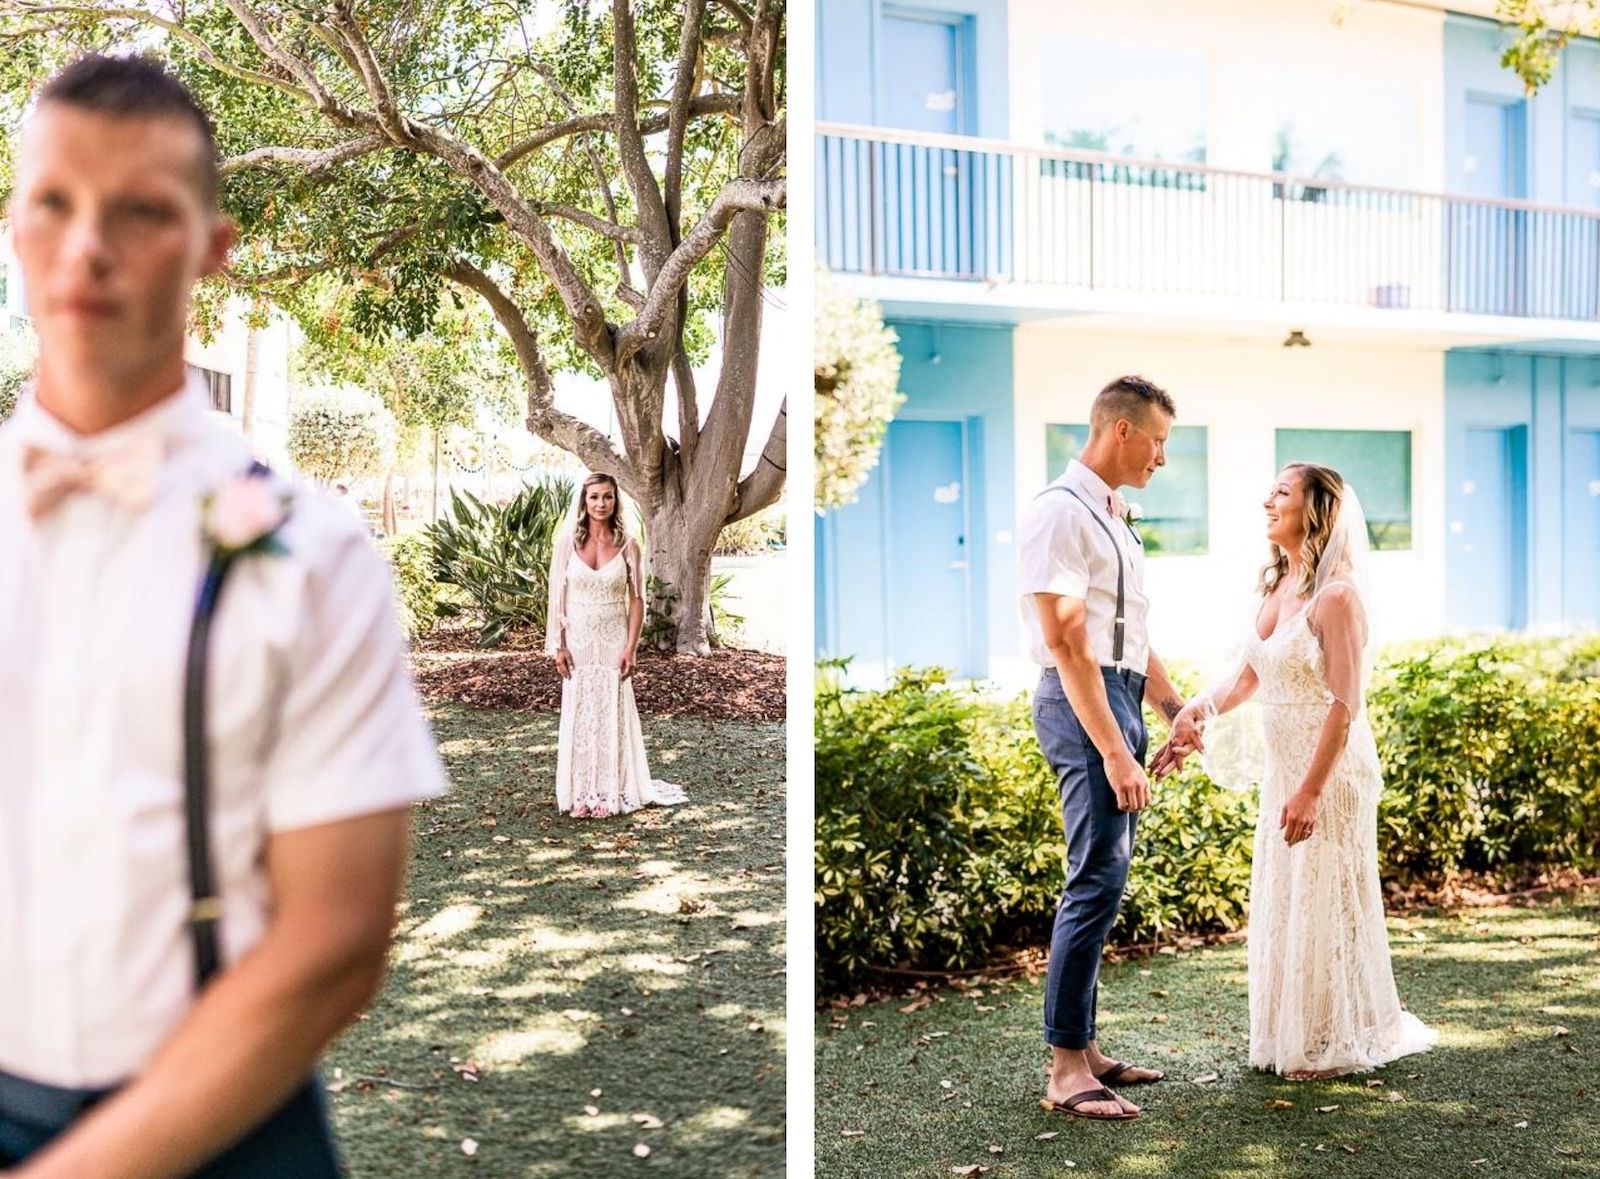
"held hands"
1280,786,1321,845
1152,701,1206,779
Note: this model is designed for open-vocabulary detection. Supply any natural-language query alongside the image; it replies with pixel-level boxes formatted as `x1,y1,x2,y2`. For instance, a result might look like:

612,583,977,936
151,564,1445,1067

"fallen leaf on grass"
1515,1120,1529,1129
950,1167,988,1177
584,1105,600,1117
1265,1099,1294,1109
900,995,933,1014
1191,1073,1218,1085
839,1129,865,1138
631,1114,664,1130
988,1144,1004,1154
1151,1014,1170,1024
1385,1092,1404,1103
1554,1026,1571,1037
1316,1105,1340,1113
461,1139,479,1157
633,1143,651,1158
1035,1132,1059,1141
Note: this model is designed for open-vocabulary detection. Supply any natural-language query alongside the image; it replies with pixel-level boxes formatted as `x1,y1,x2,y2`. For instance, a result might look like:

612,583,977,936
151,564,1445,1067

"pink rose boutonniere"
202,471,291,559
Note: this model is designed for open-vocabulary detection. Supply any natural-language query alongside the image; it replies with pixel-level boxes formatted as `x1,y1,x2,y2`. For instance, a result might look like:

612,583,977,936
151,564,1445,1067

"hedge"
815,636,1600,992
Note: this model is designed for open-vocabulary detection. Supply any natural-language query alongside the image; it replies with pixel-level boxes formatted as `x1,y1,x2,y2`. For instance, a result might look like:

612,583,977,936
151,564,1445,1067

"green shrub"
815,635,1600,993
1371,637,1600,878
424,477,574,647
380,533,439,639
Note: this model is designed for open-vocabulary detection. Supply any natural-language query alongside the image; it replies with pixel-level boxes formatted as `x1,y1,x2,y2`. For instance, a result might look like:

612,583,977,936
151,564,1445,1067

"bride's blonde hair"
1259,463,1345,598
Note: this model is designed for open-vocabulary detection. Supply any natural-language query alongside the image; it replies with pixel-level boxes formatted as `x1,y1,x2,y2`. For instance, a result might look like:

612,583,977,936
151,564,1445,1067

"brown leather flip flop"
1039,1087,1139,1121
1096,1060,1165,1087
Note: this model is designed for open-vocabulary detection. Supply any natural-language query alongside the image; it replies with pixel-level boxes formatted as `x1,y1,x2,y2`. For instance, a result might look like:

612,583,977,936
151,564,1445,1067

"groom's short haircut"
1090,375,1175,435
34,53,220,206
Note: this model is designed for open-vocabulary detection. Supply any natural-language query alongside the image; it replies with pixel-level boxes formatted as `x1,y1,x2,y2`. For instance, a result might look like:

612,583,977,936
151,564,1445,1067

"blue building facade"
817,1,1600,682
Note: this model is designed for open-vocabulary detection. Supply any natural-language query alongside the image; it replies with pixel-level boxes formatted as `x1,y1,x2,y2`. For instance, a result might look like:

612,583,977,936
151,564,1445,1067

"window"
1275,428,1412,550
191,365,233,414
1045,423,1209,555
1039,39,1207,190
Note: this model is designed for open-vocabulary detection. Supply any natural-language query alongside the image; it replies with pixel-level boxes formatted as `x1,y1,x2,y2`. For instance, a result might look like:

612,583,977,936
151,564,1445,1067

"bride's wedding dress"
1244,597,1436,1076
550,537,687,818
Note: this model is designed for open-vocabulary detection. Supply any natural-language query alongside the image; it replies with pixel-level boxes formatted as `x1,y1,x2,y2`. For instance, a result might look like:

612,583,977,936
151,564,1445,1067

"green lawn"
327,705,786,1178
816,896,1600,1179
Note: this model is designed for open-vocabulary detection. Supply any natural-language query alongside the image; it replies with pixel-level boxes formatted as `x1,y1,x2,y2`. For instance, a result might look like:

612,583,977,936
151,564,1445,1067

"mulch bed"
412,643,786,722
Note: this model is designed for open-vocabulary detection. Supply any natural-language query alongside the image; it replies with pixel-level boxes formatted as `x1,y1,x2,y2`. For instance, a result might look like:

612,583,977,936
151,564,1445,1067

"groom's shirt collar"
1062,459,1120,517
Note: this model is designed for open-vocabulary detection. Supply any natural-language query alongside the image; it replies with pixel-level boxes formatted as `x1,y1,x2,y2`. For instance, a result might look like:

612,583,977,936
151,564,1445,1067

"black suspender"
1037,484,1138,666
182,460,274,989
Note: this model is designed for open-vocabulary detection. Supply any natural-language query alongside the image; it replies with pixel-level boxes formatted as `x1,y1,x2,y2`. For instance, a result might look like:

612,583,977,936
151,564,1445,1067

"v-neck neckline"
575,547,624,574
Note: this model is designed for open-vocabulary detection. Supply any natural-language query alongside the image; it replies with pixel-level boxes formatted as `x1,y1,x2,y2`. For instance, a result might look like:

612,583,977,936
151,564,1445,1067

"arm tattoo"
1159,696,1182,723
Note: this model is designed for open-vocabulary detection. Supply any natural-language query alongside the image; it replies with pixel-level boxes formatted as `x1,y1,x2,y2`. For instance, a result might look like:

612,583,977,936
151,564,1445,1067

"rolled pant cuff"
1044,1027,1093,1050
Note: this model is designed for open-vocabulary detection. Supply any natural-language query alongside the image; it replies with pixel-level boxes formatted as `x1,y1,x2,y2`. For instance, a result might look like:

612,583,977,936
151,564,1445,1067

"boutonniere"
1122,501,1145,544
202,470,291,559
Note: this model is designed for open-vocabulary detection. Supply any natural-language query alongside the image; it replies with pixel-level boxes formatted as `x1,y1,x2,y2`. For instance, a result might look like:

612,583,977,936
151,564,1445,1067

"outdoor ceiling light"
1283,329,1311,348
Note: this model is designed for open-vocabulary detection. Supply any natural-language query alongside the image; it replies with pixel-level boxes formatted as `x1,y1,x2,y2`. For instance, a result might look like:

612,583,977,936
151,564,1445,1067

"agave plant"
425,475,575,647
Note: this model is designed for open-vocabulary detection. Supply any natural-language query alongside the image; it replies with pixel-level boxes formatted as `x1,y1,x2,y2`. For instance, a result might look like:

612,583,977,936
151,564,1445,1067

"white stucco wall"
1000,324,1448,684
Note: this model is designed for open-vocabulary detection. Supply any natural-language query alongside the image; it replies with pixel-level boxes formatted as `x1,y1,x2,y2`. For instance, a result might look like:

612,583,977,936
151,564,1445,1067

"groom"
1018,375,1200,1121
0,54,445,1175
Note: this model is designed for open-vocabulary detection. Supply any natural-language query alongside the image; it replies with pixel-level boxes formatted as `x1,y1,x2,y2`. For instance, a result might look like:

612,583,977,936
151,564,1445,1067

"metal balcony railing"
817,122,1600,321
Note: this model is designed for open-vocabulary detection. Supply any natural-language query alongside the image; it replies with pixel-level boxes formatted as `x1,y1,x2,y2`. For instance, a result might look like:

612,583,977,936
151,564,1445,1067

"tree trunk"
643,488,723,656
382,467,398,536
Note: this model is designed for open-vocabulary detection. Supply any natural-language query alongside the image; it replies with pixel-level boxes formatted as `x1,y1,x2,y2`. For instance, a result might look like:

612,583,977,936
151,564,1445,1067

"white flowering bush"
286,386,397,483
814,264,903,512
0,328,38,422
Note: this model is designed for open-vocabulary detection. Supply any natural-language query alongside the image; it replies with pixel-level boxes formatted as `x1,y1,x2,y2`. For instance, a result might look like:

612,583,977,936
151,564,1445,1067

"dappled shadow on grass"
329,706,786,1178
816,896,1600,1178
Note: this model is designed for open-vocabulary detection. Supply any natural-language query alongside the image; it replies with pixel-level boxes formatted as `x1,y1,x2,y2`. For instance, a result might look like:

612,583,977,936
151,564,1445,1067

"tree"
1498,2,1597,92
287,385,396,485
293,278,519,532
814,265,902,512
0,1,786,653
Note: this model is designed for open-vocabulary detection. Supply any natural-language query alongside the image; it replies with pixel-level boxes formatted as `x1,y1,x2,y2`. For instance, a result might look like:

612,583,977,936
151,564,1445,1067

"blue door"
1565,114,1600,320
1455,426,1529,629
885,419,970,671
874,9,987,278
1451,98,1526,315
1565,429,1600,628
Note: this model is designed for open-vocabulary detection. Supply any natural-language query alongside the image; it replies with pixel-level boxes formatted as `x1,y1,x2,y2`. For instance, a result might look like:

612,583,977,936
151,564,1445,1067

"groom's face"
1119,409,1171,490
8,103,235,387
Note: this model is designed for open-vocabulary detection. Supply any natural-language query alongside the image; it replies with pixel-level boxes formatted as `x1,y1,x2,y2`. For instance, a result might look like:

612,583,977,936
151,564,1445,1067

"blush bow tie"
20,436,164,521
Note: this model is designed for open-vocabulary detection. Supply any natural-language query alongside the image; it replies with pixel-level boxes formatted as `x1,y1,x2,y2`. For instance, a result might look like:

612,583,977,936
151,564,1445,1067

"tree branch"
617,176,785,359
728,399,785,524
325,3,416,144
711,0,753,37
220,1,365,125
220,133,386,176
611,0,674,274
540,203,638,243
446,259,635,485
673,348,700,463
665,0,707,235
492,94,741,171
7,3,312,103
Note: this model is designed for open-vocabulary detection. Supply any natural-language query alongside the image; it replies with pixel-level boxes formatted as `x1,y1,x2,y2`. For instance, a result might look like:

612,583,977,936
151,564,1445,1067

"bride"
545,472,687,818
1160,462,1436,1079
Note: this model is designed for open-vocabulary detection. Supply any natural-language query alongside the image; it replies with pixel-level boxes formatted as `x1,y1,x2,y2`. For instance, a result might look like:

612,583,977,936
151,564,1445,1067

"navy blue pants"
1032,665,1148,1050
0,1069,340,1175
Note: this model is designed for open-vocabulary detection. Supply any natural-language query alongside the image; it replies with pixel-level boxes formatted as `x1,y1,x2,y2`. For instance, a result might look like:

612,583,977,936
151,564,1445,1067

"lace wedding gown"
1244,604,1436,1076
552,540,687,818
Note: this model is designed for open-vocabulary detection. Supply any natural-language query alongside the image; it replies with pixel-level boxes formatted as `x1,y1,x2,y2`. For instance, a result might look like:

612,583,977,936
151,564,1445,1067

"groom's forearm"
1143,649,1185,727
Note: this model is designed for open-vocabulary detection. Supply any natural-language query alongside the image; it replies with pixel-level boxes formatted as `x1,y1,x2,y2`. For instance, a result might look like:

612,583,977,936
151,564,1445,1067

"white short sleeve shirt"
0,373,448,1087
1016,459,1151,672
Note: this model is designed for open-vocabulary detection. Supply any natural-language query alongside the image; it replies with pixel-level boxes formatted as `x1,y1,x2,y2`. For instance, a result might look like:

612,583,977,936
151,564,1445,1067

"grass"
326,704,786,1178
816,895,1600,1179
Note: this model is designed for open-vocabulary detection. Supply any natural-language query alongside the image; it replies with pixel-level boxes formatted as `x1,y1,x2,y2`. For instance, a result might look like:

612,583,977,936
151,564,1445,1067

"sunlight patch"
475,1024,586,1063
409,903,483,943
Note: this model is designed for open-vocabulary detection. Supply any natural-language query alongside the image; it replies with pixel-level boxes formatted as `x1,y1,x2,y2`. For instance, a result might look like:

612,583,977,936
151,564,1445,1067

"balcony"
817,123,1600,335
